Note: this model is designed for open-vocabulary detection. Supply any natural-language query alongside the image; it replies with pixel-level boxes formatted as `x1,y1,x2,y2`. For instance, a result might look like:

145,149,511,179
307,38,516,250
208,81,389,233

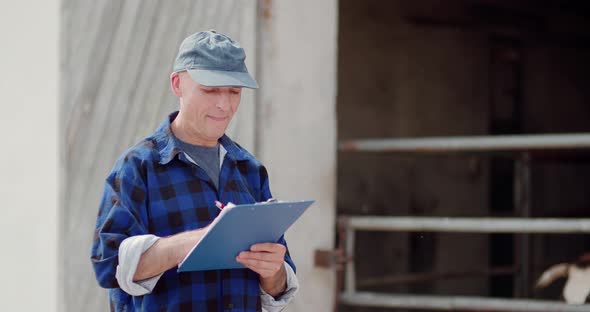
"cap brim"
187,69,259,89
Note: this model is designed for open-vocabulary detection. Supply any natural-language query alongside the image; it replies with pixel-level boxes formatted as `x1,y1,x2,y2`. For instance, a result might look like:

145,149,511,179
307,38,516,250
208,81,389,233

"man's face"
177,72,241,143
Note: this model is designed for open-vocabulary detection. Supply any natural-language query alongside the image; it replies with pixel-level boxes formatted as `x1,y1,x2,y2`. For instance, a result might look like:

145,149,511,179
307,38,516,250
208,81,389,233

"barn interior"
336,0,590,310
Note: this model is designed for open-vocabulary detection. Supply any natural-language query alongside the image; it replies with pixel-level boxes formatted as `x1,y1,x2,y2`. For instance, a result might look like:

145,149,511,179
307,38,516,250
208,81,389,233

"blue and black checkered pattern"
91,112,295,312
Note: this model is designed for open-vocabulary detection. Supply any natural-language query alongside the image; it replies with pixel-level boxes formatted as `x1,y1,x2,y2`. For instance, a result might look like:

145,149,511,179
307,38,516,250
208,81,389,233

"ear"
170,72,182,97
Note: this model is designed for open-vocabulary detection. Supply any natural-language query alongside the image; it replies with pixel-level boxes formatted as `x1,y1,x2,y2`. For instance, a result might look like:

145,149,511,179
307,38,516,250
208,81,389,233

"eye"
230,89,241,95
201,88,215,93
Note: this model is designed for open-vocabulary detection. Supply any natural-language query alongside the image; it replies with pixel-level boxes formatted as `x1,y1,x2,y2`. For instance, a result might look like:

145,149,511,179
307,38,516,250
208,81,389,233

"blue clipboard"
178,200,314,272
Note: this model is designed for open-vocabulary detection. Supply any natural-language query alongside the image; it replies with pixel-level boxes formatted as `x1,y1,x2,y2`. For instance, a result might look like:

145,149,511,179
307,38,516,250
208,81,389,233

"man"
91,30,298,312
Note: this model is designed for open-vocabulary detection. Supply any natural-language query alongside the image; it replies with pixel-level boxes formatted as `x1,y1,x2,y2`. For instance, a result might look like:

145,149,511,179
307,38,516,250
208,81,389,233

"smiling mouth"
207,116,228,122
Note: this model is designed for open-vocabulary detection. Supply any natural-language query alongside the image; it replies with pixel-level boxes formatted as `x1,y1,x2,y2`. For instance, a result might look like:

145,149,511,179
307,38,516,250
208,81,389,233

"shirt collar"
153,111,250,165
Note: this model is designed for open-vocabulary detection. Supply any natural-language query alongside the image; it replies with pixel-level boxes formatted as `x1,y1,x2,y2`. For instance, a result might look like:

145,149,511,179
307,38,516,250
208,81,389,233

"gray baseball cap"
172,30,258,89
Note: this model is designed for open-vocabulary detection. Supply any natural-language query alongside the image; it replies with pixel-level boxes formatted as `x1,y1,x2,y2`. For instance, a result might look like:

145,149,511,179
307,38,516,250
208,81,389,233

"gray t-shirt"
176,139,220,190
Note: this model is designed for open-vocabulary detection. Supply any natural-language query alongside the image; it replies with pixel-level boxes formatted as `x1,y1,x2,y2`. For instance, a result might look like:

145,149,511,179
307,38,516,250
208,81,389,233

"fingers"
235,243,287,278
236,256,283,278
236,244,286,278
236,244,285,266
238,251,282,262
249,243,286,254
239,262,277,278
236,257,276,270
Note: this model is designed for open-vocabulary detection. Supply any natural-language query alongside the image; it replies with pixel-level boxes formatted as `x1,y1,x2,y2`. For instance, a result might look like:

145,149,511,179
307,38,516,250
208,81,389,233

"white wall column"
0,0,59,311
256,0,338,310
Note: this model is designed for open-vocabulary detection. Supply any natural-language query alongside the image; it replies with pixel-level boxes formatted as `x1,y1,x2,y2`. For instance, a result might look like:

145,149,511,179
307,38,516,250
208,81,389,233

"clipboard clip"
215,198,276,210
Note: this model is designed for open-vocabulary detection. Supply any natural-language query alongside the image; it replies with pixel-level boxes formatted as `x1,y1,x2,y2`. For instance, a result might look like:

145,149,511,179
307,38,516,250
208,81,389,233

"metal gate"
331,133,590,311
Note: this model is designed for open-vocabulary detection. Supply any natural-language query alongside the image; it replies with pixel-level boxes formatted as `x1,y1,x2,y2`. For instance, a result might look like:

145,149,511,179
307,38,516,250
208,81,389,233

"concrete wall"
256,1,338,311
60,1,259,311
0,0,59,311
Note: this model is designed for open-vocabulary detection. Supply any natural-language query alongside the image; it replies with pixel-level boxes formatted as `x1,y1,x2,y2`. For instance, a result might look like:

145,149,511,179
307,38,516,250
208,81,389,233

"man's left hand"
236,243,287,296
236,243,286,278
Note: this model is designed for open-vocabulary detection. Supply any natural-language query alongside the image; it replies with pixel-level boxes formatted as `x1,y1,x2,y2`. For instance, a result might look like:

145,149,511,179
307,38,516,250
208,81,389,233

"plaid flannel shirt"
91,111,295,312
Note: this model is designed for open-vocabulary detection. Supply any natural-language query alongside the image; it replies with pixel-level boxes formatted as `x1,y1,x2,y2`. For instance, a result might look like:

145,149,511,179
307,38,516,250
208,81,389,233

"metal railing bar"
340,216,590,233
339,133,590,153
339,292,589,311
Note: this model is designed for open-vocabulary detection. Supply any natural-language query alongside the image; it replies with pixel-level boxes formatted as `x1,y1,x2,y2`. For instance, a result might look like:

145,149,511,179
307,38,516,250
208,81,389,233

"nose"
215,93,231,111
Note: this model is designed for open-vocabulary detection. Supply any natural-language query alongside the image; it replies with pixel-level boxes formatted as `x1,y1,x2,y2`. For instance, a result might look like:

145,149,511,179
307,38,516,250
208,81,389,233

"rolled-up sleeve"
260,262,299,312
116,234,163,296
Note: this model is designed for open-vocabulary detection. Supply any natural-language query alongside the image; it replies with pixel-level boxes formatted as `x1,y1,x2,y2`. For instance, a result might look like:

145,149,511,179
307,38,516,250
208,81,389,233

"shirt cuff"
115,234,163,296
260,262,299,312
